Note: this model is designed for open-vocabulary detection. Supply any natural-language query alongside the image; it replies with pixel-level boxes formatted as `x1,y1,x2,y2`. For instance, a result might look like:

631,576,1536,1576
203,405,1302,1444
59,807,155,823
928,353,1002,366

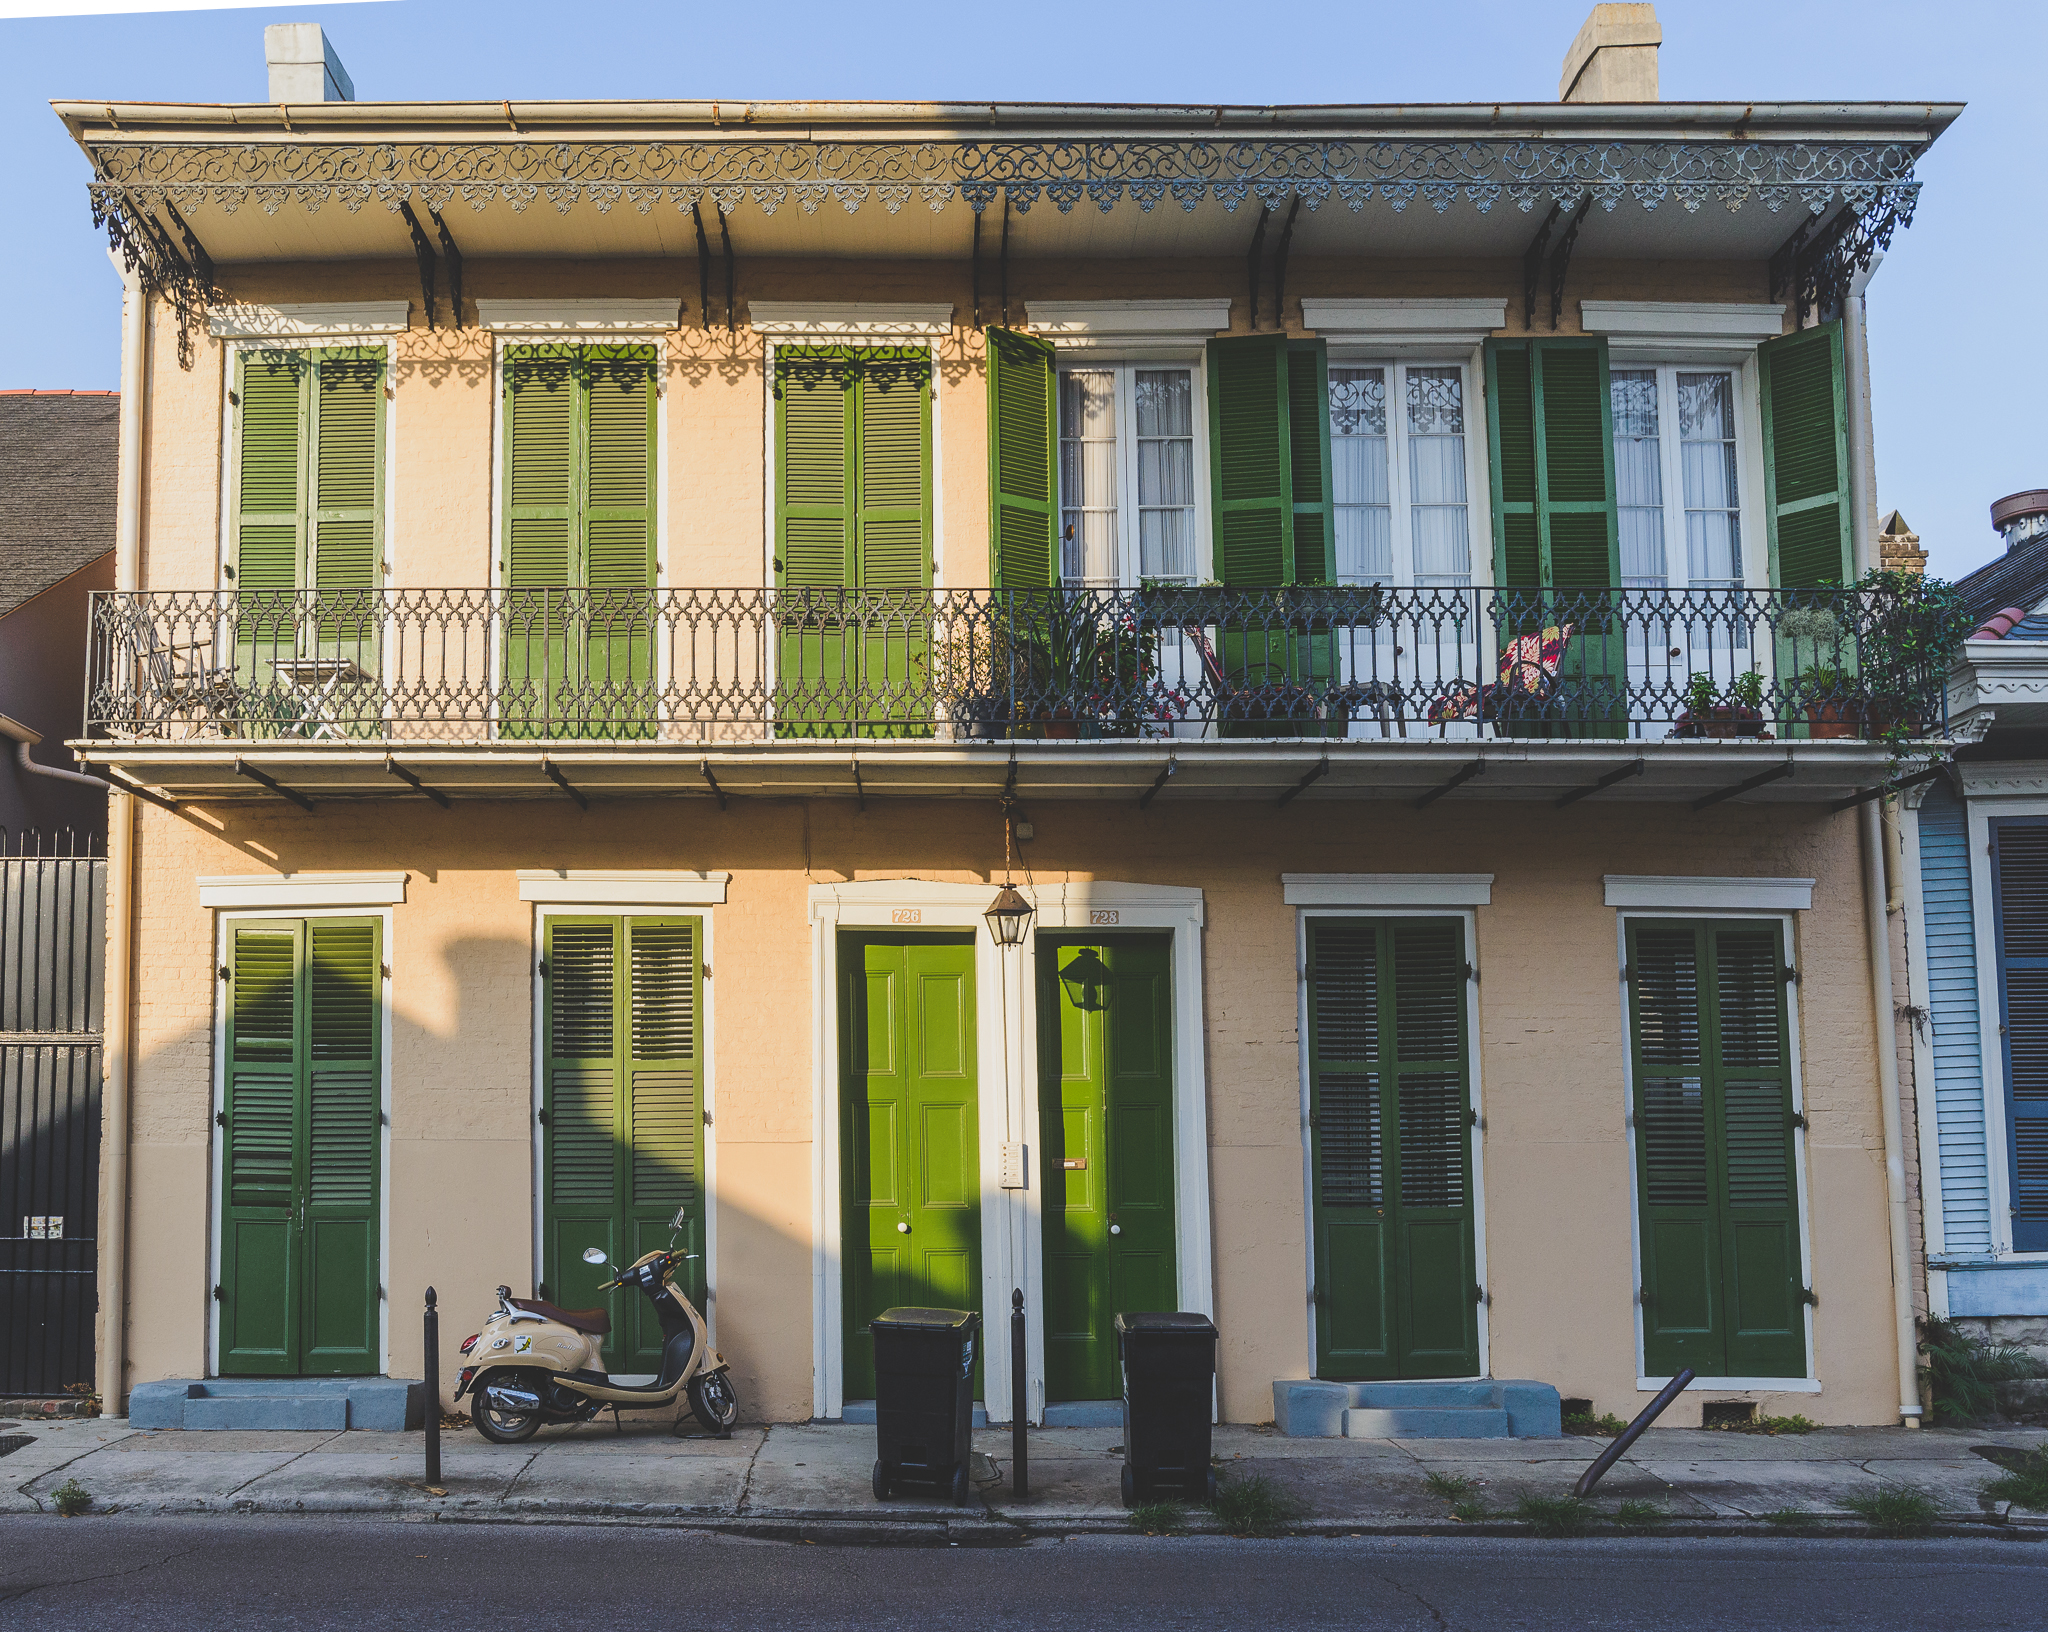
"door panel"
841,935,980,1400
1040,937,1177,1402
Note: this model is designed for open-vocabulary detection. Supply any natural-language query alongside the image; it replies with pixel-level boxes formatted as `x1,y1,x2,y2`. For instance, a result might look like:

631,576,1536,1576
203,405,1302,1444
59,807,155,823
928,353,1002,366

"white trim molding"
197,872,408,909
1604,875,1814,912
474,299,676,332
1579,300,1787,362
516,869,731,906
745,302,954,336
1637,1375,1823,1394
208,301,411,338
1283,873,1494,907
1025,299,1233,357
1299,298,1507,353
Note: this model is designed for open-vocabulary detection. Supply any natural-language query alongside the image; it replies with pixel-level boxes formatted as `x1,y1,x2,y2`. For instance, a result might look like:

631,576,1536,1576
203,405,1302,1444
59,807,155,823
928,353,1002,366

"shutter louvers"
1640,1078,1710,1206
1286,339,1334,584
311,350,382,592
1208,335,1289,584
505,346,577,588
777,348,855,589
1487,343,1540,588
627,920,699,1214
1395,1075,1465,1209
1485,337,1617,590
307,920,378,1213
1392,921,1462,1064
583,347,657,590
856,358,932,590
987,327,1058,589
235,354,306,649
1759,322,1852,588
1311,925,1381,1210
1995,824,2048,1248
546,920,618,1209
227,927,298,1212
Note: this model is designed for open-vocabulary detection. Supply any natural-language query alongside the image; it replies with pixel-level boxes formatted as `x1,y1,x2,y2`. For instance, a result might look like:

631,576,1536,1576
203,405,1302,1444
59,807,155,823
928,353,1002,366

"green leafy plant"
1515,1495,1593,1538
1129,1499,1188,1535
1919,1317,2043,1425
1450,1497,1491,1523
1682,671,1718,717
1981,1450,2048,1511
1614,1500,1668,1529
1424,1471,1477,1501
1563,1410,1629,1437
1842,1484,1940,1538
1710,1413,1819,1436
1730,668,1765,711
1761,1506,1820,1531
1209,1473,1302,1538
1845,568,1977,769
51,1479,93,1518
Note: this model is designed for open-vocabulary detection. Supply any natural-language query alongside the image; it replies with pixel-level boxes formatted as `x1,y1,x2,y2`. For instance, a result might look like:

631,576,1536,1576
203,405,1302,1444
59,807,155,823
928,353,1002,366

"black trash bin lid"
872,1306,978,1332
1115,1311,1217,1337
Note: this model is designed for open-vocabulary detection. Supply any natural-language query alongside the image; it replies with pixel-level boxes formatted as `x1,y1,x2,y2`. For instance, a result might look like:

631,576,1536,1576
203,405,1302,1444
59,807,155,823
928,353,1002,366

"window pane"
1677,372,1740,590
1331,367,1391,583
1612,368,1666,589
1059,370,1119,584
1134,369,1196,582
1406,368,1469,586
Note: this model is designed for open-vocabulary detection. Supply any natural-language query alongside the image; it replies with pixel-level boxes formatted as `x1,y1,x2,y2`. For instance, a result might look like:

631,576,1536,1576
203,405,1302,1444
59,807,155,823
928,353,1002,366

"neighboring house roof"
0,390,119,618
1968,606,2048,642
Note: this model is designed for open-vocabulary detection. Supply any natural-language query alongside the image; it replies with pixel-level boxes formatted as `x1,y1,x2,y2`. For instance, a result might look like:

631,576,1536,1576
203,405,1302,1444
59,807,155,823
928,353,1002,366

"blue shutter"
1919,783,1992,1255
1992,818,2048,1252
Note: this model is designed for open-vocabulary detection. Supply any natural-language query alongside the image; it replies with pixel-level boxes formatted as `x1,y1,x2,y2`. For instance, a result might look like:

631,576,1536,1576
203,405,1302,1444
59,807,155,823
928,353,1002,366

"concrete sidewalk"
6,1413,2047,1538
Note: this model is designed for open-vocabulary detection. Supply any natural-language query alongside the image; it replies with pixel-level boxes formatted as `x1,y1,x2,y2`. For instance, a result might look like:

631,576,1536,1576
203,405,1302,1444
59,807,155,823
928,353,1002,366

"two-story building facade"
63,16,1957,1430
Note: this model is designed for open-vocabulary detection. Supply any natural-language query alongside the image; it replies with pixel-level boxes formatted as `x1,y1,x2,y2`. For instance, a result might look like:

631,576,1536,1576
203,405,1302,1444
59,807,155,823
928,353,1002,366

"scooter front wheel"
688,1369,739,1439
472,1380,542,1444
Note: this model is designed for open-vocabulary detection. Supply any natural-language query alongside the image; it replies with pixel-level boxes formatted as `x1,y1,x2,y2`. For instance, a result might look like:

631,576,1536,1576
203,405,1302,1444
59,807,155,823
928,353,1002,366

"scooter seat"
509,1297,611,1336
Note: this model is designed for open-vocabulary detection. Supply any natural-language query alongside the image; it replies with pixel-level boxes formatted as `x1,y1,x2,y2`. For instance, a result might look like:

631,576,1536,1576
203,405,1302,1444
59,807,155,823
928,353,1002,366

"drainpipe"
1865,783,1923,1426
1842,257,1881,576
0,717,117,792
98,256,146,1416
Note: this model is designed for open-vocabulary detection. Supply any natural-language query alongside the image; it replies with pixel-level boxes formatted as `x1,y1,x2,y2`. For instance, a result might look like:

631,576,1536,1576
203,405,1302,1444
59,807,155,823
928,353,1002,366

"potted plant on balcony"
1673,668,1769,738
1796,663,1864,738
1847,568,1975,756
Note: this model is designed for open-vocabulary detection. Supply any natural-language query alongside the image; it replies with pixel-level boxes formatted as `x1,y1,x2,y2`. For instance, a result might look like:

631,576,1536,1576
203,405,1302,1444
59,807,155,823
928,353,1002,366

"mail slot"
1062,1158,1087,1170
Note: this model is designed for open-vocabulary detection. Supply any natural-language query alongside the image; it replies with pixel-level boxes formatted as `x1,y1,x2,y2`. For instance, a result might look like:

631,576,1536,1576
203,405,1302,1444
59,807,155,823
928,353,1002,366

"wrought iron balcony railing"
86,585,1949,747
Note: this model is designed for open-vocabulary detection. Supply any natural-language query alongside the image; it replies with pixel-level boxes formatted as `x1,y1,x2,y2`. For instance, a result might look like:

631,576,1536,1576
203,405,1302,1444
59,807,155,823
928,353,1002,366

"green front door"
219,917,382,1376
1306,918,1479,1381
1628,920,1806,1379
1040,937,1178,1402
540,915,705,1373
841,935,980,1399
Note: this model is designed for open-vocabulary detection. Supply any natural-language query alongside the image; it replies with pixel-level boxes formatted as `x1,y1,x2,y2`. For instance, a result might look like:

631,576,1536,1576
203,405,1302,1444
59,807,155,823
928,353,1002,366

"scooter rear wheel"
471,1381,542,1444
688,1369,739,1439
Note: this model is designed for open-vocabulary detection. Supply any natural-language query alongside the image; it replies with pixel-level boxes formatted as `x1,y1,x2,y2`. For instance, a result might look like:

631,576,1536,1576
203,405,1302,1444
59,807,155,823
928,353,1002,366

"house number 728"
1088,909,1120,926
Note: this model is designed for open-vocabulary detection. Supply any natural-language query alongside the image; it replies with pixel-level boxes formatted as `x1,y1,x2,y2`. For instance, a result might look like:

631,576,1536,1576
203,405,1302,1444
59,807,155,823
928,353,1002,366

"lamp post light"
984,883,1033,947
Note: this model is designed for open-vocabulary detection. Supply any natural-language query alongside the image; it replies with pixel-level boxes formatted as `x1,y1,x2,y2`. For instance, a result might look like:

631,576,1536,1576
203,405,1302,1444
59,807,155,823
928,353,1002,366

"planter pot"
1672,705,1768,740
1804,700,1865,739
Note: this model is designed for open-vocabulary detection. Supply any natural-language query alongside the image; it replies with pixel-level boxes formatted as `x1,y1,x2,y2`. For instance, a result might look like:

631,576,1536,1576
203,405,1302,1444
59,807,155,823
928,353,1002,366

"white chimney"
265,23,354,103
1559,4,1661,103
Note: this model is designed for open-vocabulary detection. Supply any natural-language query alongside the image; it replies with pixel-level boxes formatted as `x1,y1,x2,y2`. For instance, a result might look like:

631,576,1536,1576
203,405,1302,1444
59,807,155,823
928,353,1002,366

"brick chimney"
1560,5,1661,103
265,23,354,103
1877,510,1926,576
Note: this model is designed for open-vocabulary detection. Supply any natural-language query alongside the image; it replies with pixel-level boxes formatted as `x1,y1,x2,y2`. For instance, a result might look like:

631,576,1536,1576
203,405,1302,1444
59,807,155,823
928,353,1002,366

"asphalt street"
2,1517,2046,1629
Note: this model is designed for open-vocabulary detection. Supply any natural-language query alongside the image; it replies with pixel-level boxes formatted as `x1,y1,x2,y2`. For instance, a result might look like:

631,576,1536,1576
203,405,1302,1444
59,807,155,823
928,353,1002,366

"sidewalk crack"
498,1450,543,1504
0,1546,203,1606
733,1427,768,1515
221,1428,342,1501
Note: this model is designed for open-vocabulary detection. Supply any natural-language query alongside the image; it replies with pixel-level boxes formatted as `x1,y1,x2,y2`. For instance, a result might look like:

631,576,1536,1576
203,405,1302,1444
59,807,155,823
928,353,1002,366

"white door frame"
808,878,1210,1423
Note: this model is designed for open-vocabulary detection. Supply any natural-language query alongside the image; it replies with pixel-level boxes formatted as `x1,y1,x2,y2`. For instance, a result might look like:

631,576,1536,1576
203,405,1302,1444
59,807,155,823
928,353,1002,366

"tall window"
1610,366,1743,592
1329,363,1470,587
1058,364,1199,586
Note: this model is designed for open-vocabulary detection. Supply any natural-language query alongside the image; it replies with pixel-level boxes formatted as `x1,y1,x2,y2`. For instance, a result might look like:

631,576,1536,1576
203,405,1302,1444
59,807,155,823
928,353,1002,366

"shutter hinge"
1790,1112,1809,1131
215,1111,226,1128
213,1284,224,1301
1782,965,1800,985
1310,1285,1325,1306
1473,1284,1486,1305
218,965,232,982
381,964,392,979
1800,1287,1820,1307
1464,962,1479,984
1620,963,1631,984
537,958,549,977
1637,1289,1655,1307
537,1109,551,1126
1468,1109,1481,1127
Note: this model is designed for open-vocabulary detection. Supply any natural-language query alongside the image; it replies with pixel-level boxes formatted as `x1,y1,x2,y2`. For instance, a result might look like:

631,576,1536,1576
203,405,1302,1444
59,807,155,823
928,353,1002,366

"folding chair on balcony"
1427,623,1576,733
1179,624,1359,737
135,627,242,737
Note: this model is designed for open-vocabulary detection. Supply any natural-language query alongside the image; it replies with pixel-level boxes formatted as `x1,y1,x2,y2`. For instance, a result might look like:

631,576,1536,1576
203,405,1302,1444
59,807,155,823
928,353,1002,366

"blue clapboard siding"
1921,782,1993,1255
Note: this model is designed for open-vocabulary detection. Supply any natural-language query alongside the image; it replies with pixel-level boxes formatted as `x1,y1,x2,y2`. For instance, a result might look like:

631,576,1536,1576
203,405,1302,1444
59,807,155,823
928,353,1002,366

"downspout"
0,717,119,790
1842,256,1881,577
98,256,146,1416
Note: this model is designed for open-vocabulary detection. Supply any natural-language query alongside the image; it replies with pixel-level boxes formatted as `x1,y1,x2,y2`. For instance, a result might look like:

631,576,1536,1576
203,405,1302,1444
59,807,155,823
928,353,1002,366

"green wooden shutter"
234,354,307,652
1759,322,1852,587
504,345,578,588
220,921,302,1375
582,347,658,733
1307,922,1391,1377
309,349,383,657
542,917,621,1321
1207,335,1331,585
775,347,856,589
1484,337,1618,589
303,918,381,1374
986,327,1058,589
1630,920,1804,1379
622,916,705,1363
854,354,933,590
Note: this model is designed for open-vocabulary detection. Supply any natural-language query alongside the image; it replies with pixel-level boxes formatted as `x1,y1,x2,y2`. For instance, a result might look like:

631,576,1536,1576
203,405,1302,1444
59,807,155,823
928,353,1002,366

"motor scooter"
453,1208,739,1443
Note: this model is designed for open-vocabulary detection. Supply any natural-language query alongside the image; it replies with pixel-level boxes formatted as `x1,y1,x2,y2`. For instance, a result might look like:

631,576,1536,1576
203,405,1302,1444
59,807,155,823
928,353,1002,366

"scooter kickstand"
612,1405,623,1435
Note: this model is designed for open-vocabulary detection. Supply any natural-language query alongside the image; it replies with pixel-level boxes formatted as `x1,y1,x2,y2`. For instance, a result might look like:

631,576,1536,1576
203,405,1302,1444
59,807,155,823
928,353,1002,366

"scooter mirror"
669,1206,688,1232
581,1247,609,1265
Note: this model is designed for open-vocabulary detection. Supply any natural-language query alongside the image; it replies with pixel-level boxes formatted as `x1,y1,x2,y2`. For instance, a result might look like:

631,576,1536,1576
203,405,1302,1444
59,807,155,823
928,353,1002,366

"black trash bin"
869,1306,980,1505
1116,1311,1219,1507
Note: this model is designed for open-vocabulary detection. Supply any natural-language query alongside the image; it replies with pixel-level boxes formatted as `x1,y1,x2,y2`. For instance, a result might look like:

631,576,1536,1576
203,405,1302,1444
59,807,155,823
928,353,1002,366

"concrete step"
1272,1378,1561,1439
128,1378,423,1432
1343,1405,1511,1438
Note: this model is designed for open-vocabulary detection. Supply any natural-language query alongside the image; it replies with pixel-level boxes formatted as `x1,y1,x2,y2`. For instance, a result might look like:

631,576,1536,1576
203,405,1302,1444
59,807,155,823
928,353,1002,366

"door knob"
897,1221,911,1234
1109,1224,1122,1236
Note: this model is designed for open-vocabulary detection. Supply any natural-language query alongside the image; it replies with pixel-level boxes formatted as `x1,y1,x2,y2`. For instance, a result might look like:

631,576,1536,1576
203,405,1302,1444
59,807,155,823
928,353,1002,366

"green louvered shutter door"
1307,922,1392,1378
1485,338,1617,590
1759,323,1852,588
775,349,856,737
1709,926,1804,1378
987,327,1057,589
1387,920,1479,1378
856,353,934,734
583,347,658,736
220,922,302,1375
235,353,306,652
543,917,622,1335
310,350,383,658
303,918,382,1375
622,917,704,1367
1486,342,1540,589
1208,335,1291,584
503,346,579,735
1285,339,1335,584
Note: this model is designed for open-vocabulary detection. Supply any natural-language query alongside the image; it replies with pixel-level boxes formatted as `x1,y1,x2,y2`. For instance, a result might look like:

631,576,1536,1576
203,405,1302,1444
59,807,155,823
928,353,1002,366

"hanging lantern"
984,883,1033,947
1057,947,1112,1012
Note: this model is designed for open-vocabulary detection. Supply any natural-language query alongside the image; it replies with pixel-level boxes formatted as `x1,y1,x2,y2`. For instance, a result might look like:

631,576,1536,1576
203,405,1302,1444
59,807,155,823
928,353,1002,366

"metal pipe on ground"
1573,1367,1695,1497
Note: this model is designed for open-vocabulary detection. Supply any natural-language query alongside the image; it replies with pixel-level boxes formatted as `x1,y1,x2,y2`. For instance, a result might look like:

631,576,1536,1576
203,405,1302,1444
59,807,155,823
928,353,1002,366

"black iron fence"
86,585,1949,745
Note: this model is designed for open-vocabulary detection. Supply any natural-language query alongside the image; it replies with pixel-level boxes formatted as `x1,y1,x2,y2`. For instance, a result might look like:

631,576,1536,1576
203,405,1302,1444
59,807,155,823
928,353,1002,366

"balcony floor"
75,736,1904,809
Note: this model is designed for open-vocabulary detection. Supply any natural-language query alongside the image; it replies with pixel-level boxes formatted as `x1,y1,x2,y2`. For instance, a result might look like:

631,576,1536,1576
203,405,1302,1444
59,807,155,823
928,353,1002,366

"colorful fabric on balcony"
1427,623,1574,725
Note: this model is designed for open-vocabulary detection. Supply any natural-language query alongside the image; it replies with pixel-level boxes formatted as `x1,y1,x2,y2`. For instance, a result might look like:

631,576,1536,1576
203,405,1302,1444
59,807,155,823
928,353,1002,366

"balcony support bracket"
851,756,866,813
233,756,314,812
1692,757,1793,812
699,758,727,811
1828,763,1946,814
397,199,438,331
1415,757,1486,811
542,755,588,811
1556,756,1645,809
1278,754,1329,809
1138,757,1178,810
384,755,450,809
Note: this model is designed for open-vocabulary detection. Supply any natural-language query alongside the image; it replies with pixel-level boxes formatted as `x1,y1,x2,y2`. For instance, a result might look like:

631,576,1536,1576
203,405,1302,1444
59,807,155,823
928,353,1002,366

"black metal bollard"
424,1287,441,1486
1011,1288,1028,1498
1573,1367,1694,1497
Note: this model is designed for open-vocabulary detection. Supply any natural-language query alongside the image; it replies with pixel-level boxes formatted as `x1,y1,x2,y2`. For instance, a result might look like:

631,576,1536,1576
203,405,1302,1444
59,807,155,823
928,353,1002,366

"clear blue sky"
2,0,2039,579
